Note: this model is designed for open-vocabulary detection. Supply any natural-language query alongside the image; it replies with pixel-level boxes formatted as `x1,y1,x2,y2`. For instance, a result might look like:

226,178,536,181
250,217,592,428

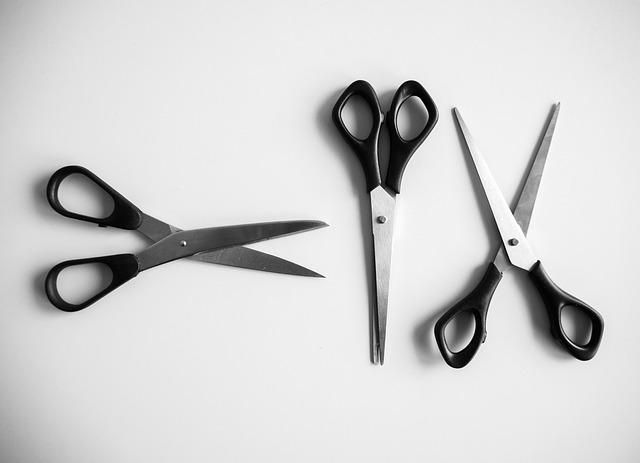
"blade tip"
311,220,329,230
452,107,463,123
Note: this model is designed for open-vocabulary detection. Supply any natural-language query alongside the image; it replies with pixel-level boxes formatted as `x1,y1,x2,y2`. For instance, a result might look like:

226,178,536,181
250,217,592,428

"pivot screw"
179,240,187,247
508,238,519,246
377,216,387,224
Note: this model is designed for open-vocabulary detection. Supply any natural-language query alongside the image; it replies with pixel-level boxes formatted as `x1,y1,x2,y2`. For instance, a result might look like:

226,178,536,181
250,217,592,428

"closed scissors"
332,80,438,364
45,165,327,311
434,105,604,368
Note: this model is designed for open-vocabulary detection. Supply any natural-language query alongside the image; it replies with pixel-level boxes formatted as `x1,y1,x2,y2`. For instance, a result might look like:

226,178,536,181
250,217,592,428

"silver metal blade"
493,103,560,272
513,103,560,233
136,220,328,271
138,213,179,242
370,186,396,365
137,214,323,276
192,246,324,277
454,108,538,271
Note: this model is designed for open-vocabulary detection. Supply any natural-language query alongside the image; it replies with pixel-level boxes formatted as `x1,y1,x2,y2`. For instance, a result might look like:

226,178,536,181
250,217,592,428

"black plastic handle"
528,261,604,361
45,254,140,311
47,165,143,230
434,263,503,368
385,80,438,194
332,80,384,191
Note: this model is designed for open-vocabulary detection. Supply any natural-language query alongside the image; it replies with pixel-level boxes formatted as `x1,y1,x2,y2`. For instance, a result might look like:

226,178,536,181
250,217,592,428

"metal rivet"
377,216,387,224
508,238,519,246
179,240,187,247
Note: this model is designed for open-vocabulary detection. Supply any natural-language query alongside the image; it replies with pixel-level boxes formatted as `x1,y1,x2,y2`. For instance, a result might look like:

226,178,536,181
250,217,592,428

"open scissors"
434,105,604,368
332,80,438,364
45,165,327,311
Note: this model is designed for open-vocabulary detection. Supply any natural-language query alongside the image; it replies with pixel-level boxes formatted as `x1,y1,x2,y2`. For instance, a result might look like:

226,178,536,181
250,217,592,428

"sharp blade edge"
136,220,328,271
513,103,560,234
491,104,559,272
192,246,324,277
454,108,538,271
370,186,396,365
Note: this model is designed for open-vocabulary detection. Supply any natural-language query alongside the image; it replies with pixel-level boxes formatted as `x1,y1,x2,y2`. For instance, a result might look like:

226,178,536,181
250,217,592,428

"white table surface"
2,1,639,462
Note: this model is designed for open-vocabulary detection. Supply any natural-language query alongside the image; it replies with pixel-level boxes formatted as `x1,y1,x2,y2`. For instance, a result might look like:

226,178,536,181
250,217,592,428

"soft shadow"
32,172,80,315
32,174,63,314
32,266,58,314
413,311,445,365
33,174,58,220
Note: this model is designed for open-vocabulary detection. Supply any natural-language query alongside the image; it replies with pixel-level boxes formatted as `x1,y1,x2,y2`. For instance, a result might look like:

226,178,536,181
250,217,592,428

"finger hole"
341,95,374,140
57,173,115,219
444,310,476,353
56,263,113,305
396,96,429,141
560,305,593,346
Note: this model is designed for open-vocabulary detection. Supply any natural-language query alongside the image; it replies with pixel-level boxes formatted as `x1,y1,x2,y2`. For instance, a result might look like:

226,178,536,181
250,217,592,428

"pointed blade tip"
306,220,329,231
453,107,465,125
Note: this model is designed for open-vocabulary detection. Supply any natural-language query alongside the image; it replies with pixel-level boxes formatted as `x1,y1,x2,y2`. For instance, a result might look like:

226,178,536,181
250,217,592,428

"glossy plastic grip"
47,165,143,230
528,261,604,360
434,263,503,368
45,254,140,311
386,80,439,193
332,80,384,191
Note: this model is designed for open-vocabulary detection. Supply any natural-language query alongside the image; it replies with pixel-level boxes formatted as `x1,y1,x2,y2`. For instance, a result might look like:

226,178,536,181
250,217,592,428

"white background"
1,1,639,462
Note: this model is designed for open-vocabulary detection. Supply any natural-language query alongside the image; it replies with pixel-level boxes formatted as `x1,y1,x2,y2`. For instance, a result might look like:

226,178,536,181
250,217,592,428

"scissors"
332,80,438,364
434,105,604,368
45,165,327,311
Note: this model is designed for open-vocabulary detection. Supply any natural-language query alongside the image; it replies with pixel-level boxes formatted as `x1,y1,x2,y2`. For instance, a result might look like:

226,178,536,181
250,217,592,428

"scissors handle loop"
435,261,604,367
386,81,438,194
528,261,604,360
47,165,143,230
434,263,503,368
332,80,383,191
45,254,139,311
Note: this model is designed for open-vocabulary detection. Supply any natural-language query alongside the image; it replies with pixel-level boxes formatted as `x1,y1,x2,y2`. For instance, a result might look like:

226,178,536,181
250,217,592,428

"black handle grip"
47,165,143,230
45,254,139,311
332,80,383,191
528,261,604,361
385,80,438,194
434,263,503,368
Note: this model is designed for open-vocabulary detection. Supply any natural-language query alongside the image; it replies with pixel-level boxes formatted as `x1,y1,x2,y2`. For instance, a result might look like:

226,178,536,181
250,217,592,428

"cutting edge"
370,186,397,365
453,108,538,271
492,103,560,272
136,220,328,271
